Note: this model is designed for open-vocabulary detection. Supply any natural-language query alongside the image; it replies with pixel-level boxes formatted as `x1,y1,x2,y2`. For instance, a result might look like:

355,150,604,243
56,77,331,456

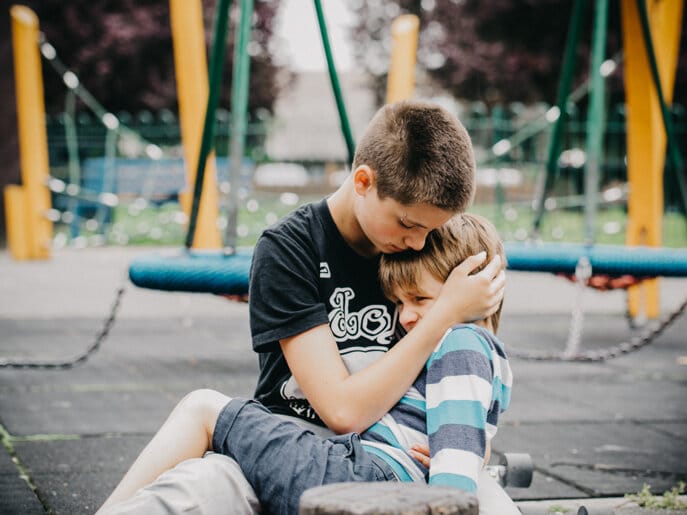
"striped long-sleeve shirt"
360,323,513,493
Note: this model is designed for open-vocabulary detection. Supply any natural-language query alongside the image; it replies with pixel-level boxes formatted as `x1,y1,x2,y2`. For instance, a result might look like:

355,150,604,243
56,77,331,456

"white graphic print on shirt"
280,287,395,420
328,287,394,345
319,262,331,278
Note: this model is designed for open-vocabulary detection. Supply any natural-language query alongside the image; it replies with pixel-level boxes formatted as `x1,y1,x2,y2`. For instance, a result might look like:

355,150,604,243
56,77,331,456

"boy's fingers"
410,444,431,467
410,450,430,467
482,288,505,317
491,270,506,292
481,255,502,278
492,284,506,309
455,251,487,274
412,443,430,456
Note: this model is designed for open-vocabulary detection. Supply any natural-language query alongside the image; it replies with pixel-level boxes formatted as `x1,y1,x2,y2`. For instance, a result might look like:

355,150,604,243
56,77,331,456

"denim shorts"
212,398,397,515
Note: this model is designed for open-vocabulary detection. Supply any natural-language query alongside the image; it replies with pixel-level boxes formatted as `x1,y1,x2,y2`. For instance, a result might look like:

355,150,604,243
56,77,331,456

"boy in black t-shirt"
103,101,512,514
249,100,501,433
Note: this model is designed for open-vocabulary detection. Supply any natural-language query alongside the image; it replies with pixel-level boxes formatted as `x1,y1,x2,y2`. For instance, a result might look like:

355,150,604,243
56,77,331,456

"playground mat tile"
493,421,687,497
0,445,45,515
506,469,588,501
0,316,252,359
0,369,258,437
514,376,687,422
13,436,151,515
0,387,186,436
647,421,687,441
504,381,611,423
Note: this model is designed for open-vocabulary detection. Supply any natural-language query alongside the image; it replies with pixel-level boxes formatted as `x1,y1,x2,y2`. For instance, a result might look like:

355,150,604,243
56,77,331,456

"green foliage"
16,0,282,116
625,482,687,510
547,505,571,514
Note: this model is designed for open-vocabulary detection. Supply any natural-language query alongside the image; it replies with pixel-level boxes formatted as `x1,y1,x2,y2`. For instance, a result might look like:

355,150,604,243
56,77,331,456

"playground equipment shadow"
1,247,686,514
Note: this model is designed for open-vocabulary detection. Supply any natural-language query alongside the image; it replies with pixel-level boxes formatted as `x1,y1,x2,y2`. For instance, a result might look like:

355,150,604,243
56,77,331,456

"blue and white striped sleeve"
425,325,507,493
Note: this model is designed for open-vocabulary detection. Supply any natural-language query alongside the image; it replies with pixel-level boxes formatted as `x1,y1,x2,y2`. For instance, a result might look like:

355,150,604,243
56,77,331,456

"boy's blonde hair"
353,100,476,212
379,213,506,333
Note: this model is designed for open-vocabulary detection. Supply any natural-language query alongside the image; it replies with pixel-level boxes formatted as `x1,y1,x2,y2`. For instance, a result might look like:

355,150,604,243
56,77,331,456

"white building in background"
261,69,470,190
263,71,377,187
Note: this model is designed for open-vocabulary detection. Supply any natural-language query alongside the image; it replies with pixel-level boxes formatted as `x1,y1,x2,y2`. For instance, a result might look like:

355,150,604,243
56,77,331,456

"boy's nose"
404,233,426,251
399,307,419,329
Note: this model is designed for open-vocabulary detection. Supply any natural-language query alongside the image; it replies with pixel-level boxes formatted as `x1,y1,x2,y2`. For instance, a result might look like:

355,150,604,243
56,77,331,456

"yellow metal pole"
621,0,683,319
4,185,31,260
9,5,52,259
386,14,420,104
169,0,222,249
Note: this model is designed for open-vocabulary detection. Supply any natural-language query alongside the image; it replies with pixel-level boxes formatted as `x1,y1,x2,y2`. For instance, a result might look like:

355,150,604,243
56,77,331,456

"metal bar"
184,0,233,249
313,0,355,166
386,14,419,103
583,0,609,244
9,6,52,259
532,0,588,237
224,0,254,252
63,90,81,237
635,0,687,219
170,0,222,249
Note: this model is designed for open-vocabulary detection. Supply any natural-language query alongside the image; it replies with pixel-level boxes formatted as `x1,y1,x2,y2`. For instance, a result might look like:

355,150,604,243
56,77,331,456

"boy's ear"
353,165,376,195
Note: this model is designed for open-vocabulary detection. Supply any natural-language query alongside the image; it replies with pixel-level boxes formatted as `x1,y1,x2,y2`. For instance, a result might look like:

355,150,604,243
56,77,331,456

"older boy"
104,101,508,513
97,214,514,515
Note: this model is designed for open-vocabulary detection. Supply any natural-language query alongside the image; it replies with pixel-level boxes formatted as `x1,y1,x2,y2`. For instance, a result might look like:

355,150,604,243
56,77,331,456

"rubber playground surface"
1,247,686,514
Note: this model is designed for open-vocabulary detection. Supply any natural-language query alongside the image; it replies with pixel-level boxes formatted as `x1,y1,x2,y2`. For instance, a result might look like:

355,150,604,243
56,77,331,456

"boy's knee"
182,388,227,404
179,389,231,419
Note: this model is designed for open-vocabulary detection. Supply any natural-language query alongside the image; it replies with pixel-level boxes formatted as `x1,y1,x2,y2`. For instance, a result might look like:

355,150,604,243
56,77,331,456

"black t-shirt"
250,199,399,425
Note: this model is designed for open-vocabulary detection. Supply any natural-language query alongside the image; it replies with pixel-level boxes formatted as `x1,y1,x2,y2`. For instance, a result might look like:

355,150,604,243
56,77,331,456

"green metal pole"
96,127,118,235
532,0,588,237
313,0,355,167
492,105,506,229
63,90,80,236
185,0,232,249
635,0,687,220
583,0,609,244
225,0,254,252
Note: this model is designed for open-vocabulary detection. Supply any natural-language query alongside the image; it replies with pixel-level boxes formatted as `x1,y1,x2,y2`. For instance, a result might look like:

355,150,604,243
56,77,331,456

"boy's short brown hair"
379,213,506,333
353,100,475,212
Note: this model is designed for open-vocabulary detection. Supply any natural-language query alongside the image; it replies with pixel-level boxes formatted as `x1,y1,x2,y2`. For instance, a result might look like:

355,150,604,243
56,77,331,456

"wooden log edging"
299,482,478,515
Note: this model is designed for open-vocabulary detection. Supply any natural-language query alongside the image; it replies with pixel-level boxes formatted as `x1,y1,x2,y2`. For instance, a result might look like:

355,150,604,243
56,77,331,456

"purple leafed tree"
349,0,685,108
16,0,283,115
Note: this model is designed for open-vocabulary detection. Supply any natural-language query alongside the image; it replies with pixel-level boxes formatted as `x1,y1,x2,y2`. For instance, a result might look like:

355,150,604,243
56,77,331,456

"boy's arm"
281,254,505,435
424,328,494,493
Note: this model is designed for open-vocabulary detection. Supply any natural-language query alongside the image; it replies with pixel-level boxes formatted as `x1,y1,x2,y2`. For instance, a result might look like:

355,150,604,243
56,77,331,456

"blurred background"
0,0,685,251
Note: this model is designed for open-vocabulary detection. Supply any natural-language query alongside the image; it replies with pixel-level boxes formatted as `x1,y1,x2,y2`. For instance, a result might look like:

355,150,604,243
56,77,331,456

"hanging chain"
562,256,592,359
510,295,687,362
0,284,127,370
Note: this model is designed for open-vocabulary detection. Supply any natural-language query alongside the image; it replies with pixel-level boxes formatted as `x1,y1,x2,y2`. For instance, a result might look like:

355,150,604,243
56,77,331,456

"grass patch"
625,482,687,510
53,193,687,249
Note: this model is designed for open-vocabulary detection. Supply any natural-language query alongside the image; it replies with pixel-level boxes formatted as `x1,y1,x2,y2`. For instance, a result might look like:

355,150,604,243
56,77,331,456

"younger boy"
375,213,512,492
98,213,513,515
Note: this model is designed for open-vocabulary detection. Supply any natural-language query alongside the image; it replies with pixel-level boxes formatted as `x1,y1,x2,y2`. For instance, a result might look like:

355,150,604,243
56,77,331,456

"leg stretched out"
97,389,230,513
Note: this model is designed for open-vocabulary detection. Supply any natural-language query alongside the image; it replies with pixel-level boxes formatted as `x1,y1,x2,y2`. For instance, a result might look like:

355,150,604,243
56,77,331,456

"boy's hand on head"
435,252,506,324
